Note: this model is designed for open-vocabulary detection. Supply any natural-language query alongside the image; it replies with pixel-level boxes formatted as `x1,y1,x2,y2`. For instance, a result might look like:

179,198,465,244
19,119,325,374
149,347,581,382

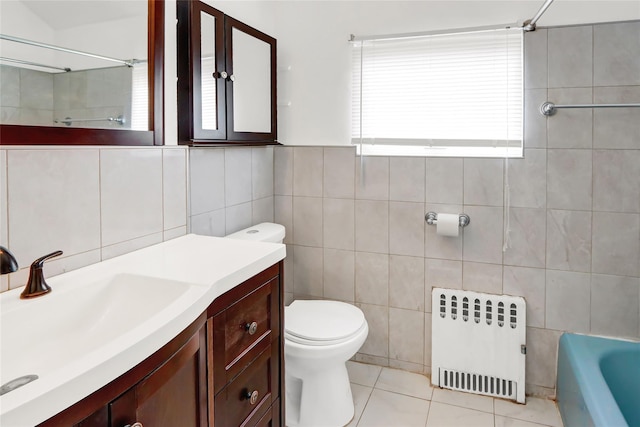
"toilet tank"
225,222,286,243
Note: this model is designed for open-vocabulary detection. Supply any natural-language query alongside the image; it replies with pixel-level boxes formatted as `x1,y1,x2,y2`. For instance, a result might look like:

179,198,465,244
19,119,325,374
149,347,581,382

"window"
351,27,523,157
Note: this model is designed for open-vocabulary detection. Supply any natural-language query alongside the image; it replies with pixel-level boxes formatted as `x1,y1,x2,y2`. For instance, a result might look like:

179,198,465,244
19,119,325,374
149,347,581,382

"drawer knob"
245,389,259,405
245,321,258,335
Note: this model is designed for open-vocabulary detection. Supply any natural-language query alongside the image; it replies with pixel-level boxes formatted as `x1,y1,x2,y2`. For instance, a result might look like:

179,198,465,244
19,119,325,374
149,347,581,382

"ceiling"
20,0,147,30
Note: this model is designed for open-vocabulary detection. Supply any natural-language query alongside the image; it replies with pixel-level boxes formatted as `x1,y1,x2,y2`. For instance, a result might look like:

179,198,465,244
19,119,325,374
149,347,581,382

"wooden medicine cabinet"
177,1,277,145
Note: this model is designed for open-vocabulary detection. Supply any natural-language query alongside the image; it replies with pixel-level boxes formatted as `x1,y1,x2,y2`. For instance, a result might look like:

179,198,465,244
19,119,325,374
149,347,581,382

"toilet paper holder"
425,212,471,228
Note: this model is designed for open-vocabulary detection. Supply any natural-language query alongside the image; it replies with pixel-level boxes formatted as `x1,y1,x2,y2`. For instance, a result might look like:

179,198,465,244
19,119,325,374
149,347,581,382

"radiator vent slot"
432,288,527,403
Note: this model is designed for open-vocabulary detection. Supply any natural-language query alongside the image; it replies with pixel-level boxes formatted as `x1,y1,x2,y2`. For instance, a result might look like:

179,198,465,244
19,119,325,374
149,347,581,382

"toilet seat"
285,300,366,346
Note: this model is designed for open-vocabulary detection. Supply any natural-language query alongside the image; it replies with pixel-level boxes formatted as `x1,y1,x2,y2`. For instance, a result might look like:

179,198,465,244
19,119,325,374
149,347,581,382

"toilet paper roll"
436,213,460,237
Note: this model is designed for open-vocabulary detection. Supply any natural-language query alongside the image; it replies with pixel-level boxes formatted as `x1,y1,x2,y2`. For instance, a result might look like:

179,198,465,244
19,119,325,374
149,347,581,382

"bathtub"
557,333,640,427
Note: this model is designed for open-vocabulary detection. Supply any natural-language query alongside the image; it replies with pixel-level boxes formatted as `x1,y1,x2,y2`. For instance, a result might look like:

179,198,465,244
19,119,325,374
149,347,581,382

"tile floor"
345,362,564,427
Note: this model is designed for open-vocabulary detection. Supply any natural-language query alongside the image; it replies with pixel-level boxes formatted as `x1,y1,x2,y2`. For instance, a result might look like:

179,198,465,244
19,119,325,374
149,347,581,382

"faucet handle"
31,250,63,268
20,250,63,299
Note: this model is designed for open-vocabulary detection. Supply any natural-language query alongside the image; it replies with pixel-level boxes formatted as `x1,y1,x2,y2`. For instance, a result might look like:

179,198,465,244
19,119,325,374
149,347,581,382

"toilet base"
285,363,354,427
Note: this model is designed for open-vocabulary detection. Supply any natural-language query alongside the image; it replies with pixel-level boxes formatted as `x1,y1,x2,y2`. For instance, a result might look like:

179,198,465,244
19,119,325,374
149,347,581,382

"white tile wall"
1,146,189,290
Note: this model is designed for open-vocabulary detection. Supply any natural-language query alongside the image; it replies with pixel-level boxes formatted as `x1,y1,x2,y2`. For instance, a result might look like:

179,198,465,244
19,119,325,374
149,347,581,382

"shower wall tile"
462,262,502,295
358,303,389,358
524,89,548,148
508,149,546,209
546,209,592,273
0,66,20,107
225,148,253,206
424,203,463,261
252,146,274,200
524,29,548,90
526,327,562,389
292,196,323,246
323,248,355,303
225,201,252,234
323,198,355,250
356,156,389,201
593,149,640,213
101,149,163,247
191,209,226,237
462,205,503,265
7,149,101,266
189,148,225,215
389,308,424,364
252,196,274,224
0,150,7,249
545,270,590,333
274,195,293,244
593,21,640,86
548,26,593,88
547,149,592,211
162,148,188,231
504,208,546,268
293,147,323,197
21,68,53,110
590,274,640,338
274,146,293,195
389,201,425,257
293,245,323,298
324,147,355,199
425,158,463,205
463,158,503,206
424,258,462,313
423,316,432,369
355,251,389,306
593,86,640,149
389,255,425,311
547,88,593,149
390,157,425,202
355,200,389,254
503,266,546,328
101,232,163,261
592,212,640,277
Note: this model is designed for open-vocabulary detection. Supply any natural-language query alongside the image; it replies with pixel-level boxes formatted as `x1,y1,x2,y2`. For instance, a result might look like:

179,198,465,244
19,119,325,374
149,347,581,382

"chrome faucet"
20,250,63,299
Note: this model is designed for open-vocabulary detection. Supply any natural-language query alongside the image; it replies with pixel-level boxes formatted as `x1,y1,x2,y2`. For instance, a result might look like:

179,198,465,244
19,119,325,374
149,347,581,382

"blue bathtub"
557,333,640,427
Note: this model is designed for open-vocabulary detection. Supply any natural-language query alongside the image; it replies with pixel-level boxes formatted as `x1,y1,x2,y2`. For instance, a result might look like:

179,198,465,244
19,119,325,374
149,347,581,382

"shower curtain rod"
0,57,71,72
523,0,555,31
0,34,139,67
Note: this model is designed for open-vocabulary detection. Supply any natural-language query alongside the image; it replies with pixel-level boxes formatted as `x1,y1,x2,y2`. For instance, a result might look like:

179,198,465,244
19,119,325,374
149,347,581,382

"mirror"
0,0,163,146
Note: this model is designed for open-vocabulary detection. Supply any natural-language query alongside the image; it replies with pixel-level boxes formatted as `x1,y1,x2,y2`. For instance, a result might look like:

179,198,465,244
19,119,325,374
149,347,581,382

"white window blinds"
130,62,148,131
351,28,523,157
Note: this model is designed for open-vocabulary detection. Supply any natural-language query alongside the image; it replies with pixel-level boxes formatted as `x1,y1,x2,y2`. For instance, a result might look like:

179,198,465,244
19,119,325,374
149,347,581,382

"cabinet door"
177,0,226,141
225,17,277,143
110,326,208,427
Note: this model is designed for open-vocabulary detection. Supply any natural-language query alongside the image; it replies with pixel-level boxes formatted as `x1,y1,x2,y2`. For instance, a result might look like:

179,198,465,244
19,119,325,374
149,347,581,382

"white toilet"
226,223,369,427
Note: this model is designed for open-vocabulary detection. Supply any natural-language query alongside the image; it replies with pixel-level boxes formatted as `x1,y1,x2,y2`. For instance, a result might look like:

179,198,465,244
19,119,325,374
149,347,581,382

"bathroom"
1,0,639,426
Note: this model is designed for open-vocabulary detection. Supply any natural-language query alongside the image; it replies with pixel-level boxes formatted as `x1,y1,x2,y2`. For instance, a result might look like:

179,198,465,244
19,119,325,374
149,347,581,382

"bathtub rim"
557,333,638,427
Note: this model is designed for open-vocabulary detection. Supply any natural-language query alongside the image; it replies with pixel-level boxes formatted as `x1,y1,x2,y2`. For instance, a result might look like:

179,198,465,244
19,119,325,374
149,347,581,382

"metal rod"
541,101,640,116
523,0,555,31
0,34,137,67
0,57,71,72
350,23,519,42
54,116,125,126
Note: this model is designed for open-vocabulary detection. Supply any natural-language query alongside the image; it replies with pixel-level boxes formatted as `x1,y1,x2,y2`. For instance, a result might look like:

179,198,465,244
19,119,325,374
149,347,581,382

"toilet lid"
285,300,365,342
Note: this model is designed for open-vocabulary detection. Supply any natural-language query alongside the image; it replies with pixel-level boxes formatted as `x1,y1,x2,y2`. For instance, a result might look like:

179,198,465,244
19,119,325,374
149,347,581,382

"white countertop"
0,234,286,426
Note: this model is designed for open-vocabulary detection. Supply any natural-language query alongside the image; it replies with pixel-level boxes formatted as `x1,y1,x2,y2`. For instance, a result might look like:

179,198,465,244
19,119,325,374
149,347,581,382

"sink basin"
0,272,209,424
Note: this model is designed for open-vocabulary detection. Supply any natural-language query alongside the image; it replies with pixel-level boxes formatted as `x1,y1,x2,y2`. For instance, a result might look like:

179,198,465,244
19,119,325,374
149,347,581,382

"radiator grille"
432,288,526,403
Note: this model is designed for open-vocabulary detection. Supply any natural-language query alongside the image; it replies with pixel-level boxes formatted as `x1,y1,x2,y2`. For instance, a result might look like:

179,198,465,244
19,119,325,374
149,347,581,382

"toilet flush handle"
245,321,258,335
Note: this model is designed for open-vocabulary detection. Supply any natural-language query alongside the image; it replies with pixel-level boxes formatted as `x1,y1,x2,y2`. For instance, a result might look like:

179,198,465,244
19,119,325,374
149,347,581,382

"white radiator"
431,288,526,403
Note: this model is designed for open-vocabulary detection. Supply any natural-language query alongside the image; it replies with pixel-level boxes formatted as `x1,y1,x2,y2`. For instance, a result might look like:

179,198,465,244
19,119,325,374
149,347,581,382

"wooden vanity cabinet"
207,262,284,427
38,262,284,427
40,314,208,427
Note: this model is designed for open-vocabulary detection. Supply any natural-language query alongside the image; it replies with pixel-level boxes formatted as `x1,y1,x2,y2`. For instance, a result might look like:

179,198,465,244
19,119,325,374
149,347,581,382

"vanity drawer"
213,344,279,427
211,274,280,392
